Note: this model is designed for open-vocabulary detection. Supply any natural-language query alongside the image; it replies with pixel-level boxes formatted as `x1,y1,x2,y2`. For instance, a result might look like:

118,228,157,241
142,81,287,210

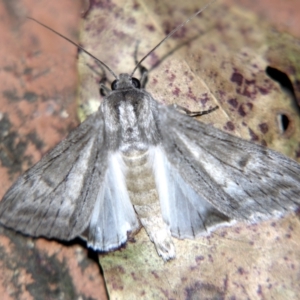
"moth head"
111,74,141,90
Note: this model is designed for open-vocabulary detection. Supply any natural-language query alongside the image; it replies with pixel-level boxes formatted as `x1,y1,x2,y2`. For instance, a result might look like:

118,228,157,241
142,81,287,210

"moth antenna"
130,0,216,77
27,17,118,79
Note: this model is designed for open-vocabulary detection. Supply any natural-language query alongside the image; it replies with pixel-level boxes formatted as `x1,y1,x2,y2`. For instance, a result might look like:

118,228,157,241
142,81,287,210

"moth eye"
111,80,118,90
132,77,141,89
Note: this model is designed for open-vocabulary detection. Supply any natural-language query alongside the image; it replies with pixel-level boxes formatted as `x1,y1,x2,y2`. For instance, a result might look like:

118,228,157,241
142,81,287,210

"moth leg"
171,104,219,117
134,41,148,88
138,66,148,88
93,61,110,96
134,202,176,261
85,60,110,96
99,82,111,96
77,62,109,121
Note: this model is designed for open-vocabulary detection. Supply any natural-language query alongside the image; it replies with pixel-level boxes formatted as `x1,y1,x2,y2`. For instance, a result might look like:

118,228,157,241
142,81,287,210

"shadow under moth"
0,3,300,262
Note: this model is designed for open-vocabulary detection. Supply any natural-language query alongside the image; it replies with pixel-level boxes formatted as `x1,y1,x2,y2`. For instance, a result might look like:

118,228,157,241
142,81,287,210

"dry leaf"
78,0,300,299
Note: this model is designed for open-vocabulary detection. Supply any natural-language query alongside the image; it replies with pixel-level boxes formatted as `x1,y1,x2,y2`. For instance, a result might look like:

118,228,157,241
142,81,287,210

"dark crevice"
278,113,290,133
265,66,300,133
266,66,295,96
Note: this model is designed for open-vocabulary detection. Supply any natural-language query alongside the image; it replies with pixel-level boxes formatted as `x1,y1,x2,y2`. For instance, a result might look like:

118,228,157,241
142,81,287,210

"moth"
0,4,300,262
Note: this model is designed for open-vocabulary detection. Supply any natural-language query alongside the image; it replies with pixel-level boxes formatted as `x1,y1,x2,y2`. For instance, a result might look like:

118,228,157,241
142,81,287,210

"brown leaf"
78,0,300,298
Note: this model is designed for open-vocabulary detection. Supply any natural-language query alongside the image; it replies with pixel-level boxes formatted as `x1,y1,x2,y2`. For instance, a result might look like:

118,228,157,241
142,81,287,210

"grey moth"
0,4,300,262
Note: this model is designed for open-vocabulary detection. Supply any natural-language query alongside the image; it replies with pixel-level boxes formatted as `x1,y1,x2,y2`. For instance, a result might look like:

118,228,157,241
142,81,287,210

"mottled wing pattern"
157,105,300,233
0,110,107,241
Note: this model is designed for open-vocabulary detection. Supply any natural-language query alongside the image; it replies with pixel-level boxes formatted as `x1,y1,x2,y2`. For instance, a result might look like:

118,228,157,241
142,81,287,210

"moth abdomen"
123,150,157,203
123,148,175,260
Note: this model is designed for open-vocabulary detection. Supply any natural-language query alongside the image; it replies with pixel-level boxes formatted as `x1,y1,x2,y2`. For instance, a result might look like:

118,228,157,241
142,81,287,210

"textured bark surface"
0,0,107,299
